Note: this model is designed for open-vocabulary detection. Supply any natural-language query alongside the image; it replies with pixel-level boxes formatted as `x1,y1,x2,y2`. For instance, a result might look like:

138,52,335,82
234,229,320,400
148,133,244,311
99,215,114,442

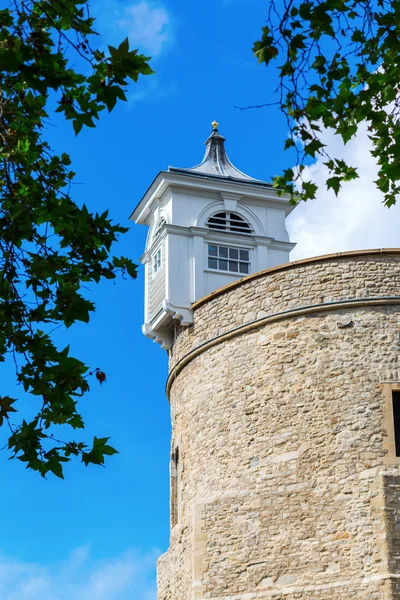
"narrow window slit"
171,446,181,526
393,391,400,457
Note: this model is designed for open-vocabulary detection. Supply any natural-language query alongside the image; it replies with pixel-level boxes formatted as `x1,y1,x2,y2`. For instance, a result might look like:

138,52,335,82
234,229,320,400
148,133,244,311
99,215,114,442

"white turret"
131,122,296,350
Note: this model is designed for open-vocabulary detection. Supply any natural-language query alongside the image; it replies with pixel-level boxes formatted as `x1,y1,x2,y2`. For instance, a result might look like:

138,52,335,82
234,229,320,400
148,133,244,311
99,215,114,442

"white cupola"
131,122,296,350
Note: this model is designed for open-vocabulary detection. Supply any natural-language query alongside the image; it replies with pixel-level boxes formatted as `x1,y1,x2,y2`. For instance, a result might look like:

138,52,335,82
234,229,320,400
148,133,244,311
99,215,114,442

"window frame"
382,383,400,464
153,247,162,276
207,243,251,276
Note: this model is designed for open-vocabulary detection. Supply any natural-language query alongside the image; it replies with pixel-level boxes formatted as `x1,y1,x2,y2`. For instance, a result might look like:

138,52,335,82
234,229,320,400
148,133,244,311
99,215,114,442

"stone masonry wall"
169,251,400,370
157,251,400,600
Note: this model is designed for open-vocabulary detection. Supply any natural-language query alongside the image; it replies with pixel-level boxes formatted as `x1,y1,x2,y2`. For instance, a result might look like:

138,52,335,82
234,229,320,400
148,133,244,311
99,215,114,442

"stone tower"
133,127,400,599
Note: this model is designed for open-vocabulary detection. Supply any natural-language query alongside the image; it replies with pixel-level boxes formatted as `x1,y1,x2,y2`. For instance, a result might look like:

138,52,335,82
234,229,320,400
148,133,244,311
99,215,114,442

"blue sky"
1,0,400,598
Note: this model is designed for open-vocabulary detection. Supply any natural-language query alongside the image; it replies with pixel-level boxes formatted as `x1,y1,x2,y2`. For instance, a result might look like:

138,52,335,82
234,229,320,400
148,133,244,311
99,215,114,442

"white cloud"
127,77,178,105
0,546,160,600
91,0,173,106
287,122,400,260
112,1,170,56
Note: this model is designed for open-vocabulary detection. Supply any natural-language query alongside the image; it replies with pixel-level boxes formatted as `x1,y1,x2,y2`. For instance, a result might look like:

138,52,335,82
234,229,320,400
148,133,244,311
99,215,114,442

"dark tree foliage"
0,0,153,478
252,0,400,206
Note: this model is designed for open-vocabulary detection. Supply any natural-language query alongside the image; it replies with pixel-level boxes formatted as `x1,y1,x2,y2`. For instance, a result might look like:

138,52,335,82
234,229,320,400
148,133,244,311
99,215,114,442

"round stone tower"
157,249,400,600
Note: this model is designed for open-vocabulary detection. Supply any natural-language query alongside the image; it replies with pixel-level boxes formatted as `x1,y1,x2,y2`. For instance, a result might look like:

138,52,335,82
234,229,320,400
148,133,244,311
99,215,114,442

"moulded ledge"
142,322,172,351
163,299,194,327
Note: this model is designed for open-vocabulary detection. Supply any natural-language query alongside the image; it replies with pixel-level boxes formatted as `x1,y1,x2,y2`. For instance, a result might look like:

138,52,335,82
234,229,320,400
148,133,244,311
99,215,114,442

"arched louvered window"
206,212,253,234
153,218,166,240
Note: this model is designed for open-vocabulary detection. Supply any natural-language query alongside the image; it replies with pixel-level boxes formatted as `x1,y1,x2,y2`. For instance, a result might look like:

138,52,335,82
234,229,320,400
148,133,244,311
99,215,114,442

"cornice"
269,240,297,252
130,170,295,223
140,227,168,263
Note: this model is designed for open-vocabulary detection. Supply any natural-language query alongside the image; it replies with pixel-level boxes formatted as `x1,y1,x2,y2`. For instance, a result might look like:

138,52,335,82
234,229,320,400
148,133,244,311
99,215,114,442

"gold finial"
212,120,219,130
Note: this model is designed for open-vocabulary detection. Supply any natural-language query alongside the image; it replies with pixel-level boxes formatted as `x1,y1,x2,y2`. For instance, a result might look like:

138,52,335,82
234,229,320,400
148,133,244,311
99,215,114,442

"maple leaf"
0,396,17,426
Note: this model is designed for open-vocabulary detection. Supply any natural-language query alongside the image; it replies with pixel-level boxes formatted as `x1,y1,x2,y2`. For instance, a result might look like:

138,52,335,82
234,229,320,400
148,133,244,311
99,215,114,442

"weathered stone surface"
158,251,400,600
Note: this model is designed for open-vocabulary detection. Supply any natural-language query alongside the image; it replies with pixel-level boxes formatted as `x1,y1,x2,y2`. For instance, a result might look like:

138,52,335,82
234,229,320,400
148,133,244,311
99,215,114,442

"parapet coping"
192,248,400,310
167,248,400,397
167,296,400,397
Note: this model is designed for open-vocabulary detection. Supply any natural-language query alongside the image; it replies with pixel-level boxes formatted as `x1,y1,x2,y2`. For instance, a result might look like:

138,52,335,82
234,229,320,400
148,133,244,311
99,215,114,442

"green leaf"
312,55,327,73
48,459,65,479
304,138,325,158
68,414,85,429
0,396,17,426
73,119,83,136
302,181,318,200
326,177,341,195
338,124,358,144
102,87,119,112
284,138,295,150
82,436,118,466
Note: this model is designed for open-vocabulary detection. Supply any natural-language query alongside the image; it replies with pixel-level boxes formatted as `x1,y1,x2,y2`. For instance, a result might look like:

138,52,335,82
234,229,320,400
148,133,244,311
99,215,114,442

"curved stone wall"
158,250,400,600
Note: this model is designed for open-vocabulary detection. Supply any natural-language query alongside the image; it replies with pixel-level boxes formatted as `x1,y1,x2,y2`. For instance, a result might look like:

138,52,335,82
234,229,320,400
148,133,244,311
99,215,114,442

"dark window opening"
153,218,166,240
206,212,253,234
393,392,400,457
171,447,180,527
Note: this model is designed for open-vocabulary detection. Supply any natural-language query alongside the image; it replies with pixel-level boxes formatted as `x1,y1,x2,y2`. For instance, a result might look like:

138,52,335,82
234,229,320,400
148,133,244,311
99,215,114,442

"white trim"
142,228,168,262
205,268,250,277
149,217,166,245
163,300,193,326
269,240,297,252
142,323,172,350
222,196,238,212
205,231,258,248
130,171,296,224
143,262,149,323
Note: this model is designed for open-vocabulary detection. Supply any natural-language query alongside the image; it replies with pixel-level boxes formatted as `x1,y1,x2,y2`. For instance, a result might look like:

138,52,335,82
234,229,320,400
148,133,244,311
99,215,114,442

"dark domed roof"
169,123,270,187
